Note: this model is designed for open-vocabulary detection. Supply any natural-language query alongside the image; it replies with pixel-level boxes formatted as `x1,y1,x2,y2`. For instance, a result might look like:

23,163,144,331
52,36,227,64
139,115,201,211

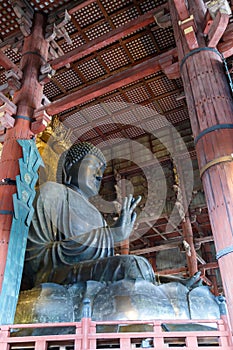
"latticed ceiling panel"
3,48,21,63
100,0,134,15
29,0,69,13
124,85,151,104
96,121,119,133
100,95,128,111
60,34,86,53
125,33,157,60
73,2,104,28
148,76,178,97
64,111,89,129
114,109,139,125
140,0,167,12
83,104,109,120
76,57,106,81
43,81,63,99
158,93,185,112
0,72,7,85
84,21,112,40
0,1,19,38
111,7,140,27
100,46,131,71
166,109,189,125
53,69,83,91
152,27,175,50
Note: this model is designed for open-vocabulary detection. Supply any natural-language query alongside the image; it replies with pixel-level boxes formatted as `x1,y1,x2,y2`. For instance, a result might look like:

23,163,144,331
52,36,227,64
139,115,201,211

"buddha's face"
68,154,105,198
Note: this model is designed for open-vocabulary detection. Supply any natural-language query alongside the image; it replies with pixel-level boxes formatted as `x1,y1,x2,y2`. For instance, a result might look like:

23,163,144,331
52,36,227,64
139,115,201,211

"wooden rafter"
50,5,168,71
35,48,177,117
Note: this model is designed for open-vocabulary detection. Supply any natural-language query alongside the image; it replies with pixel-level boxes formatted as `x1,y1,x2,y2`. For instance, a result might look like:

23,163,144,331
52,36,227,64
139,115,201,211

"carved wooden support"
32,109,52,134
159,55,180,79
5,69,22,95
11,0,34,37
207,10,229,47
154,8,171,28
45,9,72,65
217,22,233,58
39,63,56,84
0,93,17,131
46,10,71,42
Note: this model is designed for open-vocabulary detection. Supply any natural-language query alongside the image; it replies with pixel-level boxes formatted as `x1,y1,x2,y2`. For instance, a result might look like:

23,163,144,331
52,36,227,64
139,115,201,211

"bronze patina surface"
17,142,220,324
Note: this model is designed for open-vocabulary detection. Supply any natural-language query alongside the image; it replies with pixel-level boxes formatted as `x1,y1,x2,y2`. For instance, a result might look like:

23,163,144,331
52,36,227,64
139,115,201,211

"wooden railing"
0,316,232,349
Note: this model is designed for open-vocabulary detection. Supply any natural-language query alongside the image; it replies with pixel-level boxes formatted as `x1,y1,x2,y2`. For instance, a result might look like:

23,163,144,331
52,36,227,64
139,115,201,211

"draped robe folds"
23,182,155,287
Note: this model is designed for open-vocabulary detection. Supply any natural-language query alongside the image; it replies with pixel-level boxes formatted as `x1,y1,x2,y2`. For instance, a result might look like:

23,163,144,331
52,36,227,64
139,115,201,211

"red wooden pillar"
0,13,49,292
170,0,233,330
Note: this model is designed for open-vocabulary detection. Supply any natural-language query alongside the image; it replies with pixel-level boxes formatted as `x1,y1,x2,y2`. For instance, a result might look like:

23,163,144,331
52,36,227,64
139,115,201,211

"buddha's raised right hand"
111,194,141,243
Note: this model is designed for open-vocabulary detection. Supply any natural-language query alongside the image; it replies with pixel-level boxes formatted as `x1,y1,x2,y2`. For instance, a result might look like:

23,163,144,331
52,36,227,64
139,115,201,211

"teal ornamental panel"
0,139,43,325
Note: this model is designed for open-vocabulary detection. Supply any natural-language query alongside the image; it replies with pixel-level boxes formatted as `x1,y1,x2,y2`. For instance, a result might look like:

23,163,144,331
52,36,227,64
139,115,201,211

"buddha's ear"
62,158,73,184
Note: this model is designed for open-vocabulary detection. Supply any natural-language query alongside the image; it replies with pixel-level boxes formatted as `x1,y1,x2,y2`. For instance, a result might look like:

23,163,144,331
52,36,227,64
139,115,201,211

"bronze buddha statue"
23,142,154,289
18,142,220,324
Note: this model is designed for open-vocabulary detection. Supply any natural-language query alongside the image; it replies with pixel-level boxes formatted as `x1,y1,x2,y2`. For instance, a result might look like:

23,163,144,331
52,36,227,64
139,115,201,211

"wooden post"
170,0,233,330
181,215,198,276
0,13,49,292
176,157,198,276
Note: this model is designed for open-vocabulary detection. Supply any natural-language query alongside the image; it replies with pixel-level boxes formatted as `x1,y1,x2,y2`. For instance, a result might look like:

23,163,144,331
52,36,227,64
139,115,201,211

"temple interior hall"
0,0,233,349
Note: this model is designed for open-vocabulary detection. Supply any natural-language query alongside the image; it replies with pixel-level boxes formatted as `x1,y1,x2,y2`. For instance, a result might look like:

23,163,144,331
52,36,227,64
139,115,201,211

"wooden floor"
0,316,232,349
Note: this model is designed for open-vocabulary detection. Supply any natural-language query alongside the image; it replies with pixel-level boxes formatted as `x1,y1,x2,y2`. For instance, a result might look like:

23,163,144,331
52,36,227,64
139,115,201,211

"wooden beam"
130,235,214,255
50,6,168,70
157,261,218,275
173,0,189,20
35,48,177,116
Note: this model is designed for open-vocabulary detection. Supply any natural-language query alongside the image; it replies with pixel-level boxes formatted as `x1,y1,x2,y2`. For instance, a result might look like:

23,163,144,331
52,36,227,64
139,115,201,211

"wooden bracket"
154,9,171,28
207,10,229,48
0,93,17,125
39,63,56,85
32,109,52,134
159,55,180,79
217,22,233,58
5,69,22,95
11,0,34,37
0,93,17,141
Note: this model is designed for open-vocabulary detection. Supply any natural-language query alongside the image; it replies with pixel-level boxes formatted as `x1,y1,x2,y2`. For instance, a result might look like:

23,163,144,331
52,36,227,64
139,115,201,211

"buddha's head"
58,142,106,198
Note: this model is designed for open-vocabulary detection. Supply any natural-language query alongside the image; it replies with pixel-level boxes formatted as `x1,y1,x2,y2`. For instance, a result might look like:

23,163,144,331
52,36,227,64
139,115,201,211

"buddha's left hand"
111,194,141,242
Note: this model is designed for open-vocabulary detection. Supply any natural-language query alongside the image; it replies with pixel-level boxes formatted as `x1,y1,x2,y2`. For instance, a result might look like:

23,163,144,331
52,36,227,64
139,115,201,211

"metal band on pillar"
21,51,47,63
180,47,222,71
15,115,33,121
200,154,233,177
216,246,233,260
0,210,14,215
194,124,233,145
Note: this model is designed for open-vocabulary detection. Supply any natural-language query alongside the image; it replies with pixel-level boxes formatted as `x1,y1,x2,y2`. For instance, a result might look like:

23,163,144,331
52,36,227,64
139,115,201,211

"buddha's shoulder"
38,181,67,196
